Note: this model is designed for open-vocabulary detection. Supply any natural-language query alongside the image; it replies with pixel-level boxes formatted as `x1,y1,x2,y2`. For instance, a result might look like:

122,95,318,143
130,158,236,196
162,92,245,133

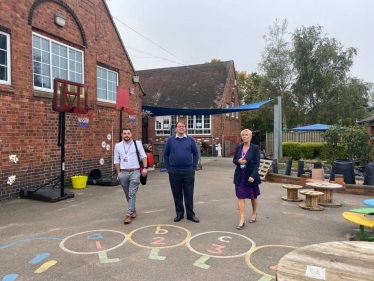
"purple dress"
235,149,261,199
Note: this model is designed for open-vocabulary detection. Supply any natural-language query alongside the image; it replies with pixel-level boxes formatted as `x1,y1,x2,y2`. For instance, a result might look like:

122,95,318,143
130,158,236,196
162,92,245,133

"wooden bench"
299,190,324,211
282,184,303,202
342,211,374,241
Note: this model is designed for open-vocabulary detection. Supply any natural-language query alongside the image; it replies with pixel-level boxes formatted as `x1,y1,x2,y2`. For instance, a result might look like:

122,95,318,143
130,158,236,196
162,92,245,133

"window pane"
42,76,50,88
41,39,49,51
42,64,50,76
0,50,6,64
33,49,41,62
0,34,6,50
76,73,82,83
0,65,6,80
32,35,40,49
33,61,41,75
42,51,50,63
34,74,42,87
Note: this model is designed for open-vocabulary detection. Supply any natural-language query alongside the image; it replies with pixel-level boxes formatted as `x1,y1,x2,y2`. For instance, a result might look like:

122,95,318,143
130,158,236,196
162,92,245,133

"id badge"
123,154,128,162
240,164,246,169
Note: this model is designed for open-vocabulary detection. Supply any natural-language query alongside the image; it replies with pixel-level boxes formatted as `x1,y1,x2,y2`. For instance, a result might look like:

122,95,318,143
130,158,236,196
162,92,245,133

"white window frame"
187,115,211,135
97,66,118,103
231,102,235,117
0,31,11,85
226,103,230,116
32,33,84,92
155,115,178,135
236,111,239,119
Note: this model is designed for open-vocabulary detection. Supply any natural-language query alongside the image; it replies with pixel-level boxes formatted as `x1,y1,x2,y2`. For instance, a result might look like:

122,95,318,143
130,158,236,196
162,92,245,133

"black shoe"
236,221,245,230
174,215,184,222
249,214,257,223
187,216,200,223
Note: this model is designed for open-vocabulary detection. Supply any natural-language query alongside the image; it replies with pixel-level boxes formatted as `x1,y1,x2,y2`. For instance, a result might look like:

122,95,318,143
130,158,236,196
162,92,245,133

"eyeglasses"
176,125,185,128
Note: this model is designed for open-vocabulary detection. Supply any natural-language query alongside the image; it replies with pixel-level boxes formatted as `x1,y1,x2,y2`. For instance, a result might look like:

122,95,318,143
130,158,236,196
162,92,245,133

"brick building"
138,61,242,157
0,0,142,199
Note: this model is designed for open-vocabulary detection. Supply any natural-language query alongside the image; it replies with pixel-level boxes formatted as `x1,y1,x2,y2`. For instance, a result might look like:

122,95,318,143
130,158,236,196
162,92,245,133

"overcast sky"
106,0,374,83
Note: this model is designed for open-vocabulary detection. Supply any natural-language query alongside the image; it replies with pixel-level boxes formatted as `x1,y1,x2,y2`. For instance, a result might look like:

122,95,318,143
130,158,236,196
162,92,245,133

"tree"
259,19,294,129
291,25,368,126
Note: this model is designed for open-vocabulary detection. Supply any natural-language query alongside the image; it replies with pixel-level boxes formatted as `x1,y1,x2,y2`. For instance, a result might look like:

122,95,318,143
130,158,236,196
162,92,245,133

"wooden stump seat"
299,190,324,211
282,184,303,202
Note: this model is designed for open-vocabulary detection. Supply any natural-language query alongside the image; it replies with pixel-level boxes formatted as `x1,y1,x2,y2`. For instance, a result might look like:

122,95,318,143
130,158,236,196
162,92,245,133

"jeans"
118,170,140,216
168,169,195,218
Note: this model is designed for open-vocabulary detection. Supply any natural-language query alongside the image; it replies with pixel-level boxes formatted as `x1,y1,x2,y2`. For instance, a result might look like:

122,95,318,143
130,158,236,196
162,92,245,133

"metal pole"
119,108,123,142
60,112,65,197
274,104,279,160
278,96,283,158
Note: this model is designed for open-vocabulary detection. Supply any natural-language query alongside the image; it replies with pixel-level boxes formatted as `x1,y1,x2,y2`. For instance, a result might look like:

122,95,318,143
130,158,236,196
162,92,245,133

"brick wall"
0,0,141,199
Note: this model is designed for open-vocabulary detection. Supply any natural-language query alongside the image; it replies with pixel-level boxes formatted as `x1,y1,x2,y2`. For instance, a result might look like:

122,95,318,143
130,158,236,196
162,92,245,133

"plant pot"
71,175,88,189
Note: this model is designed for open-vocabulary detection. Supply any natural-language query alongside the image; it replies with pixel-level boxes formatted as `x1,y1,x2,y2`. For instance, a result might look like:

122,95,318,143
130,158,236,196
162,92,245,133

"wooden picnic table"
276,241,374,281
363,198,374,207
306,182,343,207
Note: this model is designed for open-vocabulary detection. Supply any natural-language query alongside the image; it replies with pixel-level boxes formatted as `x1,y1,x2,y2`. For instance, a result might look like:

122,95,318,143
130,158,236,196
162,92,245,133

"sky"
106,0,374,83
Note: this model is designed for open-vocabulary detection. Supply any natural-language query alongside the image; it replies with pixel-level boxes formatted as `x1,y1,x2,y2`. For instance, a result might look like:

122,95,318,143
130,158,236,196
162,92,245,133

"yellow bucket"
71,175,88,189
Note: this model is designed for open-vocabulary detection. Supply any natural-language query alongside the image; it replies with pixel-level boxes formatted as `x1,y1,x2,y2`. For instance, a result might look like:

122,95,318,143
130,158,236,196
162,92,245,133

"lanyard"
123,141,133,154
242,147,248,158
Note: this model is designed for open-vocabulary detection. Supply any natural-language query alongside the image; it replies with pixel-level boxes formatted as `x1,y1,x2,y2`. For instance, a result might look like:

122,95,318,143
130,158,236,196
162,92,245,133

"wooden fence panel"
266,131,324,156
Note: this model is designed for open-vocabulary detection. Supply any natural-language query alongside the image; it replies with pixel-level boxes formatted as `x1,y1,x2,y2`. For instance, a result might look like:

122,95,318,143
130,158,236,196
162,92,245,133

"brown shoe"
124,215,131,224
131,211,137,218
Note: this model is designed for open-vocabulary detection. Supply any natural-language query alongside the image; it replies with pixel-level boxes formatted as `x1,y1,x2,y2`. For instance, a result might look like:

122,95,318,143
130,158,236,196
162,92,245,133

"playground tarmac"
0,157,372,281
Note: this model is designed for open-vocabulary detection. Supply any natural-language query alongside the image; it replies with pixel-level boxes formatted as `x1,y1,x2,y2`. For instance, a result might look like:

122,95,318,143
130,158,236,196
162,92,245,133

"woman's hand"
248,177,254,183
239,158,247,165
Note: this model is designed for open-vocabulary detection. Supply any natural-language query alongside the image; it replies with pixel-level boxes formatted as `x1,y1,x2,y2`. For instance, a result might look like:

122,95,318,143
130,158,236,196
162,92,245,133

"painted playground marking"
186,231,256,259
127,224,191,249
245,244,297,279
59,230,127,254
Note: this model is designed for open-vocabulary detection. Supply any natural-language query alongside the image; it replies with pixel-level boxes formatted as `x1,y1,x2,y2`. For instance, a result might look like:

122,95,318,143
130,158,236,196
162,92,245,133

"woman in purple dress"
233,129,261,230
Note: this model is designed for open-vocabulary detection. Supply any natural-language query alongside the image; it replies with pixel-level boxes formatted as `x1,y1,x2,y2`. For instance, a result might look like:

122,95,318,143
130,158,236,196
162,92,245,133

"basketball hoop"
73,108,94,129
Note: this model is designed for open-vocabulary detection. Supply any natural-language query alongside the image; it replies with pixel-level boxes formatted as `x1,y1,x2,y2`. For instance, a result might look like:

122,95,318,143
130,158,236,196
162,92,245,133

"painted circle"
127,224,191,249
101,141,106,148
245,244,297,278
99,158,104,165
106,144,110,150
107,134,111,140
59,230,127,255
186,231,256,258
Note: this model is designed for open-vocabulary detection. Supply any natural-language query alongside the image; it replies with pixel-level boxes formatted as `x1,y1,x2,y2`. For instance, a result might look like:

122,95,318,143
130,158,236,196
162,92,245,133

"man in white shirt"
114,127,147,224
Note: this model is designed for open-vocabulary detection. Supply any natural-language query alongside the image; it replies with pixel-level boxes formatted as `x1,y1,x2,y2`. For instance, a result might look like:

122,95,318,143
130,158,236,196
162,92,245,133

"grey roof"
357,115,374,124
137,61,234,109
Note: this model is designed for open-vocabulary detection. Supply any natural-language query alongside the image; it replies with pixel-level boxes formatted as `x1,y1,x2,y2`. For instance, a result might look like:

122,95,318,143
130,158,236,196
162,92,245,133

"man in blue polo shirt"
163,121,200,223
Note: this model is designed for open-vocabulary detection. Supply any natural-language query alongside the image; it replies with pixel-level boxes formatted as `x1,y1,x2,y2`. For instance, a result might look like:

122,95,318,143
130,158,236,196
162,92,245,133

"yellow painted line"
127,224,191,249
34,260,57,273
245,244,296,279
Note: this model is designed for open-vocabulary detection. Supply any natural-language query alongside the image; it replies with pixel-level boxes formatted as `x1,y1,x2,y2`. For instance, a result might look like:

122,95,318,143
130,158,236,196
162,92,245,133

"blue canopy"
142,99,274,116
291,123,331,131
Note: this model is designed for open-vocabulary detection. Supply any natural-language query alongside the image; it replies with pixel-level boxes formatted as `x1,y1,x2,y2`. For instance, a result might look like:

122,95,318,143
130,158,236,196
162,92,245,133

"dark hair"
122,127,132,132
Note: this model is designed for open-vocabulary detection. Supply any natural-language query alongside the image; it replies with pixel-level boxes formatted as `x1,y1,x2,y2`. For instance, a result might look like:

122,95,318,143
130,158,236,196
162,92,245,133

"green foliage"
282,142,345,162
341,125,372,165
321,125,343,163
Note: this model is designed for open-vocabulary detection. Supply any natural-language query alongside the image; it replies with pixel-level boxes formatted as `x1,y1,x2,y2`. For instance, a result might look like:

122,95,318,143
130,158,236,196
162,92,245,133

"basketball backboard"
53,78,87,112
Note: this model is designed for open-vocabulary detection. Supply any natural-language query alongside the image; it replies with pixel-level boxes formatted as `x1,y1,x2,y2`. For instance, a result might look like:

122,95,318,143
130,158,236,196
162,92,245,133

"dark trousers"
168,169,195,218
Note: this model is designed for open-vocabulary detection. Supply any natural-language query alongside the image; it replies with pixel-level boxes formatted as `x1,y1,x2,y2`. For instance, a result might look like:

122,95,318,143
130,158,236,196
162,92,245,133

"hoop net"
74,108,94,129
